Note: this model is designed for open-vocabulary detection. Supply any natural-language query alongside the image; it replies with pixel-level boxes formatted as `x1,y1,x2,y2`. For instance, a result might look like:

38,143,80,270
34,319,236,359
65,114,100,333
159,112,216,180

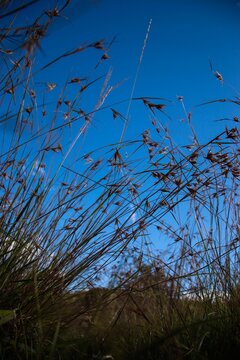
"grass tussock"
0,1,239,359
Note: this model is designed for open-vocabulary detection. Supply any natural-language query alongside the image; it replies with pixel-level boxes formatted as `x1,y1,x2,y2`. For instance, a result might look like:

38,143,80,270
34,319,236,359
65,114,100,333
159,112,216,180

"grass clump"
0,1,239,359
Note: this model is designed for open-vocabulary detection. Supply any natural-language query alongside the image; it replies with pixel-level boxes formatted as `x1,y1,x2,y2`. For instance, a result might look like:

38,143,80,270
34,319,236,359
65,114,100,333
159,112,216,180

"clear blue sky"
3,0,239,153
1,0,239,256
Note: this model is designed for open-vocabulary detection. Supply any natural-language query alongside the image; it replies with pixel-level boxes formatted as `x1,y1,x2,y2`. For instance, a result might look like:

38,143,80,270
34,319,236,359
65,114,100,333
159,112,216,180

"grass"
0,1,239,359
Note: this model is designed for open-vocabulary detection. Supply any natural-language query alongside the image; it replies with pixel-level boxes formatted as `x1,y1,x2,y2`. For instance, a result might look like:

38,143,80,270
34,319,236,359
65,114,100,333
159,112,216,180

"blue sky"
38,0,240,147
5,0,239,153
1,0,239,259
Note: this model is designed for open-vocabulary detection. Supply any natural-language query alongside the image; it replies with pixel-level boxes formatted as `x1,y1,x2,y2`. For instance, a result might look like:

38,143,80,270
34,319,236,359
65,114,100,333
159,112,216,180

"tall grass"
0,1,239,359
